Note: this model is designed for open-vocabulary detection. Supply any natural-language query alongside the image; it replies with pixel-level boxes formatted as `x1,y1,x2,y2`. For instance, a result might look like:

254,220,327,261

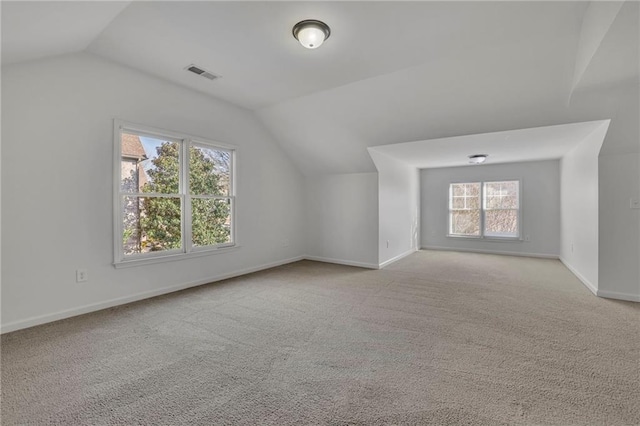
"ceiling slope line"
569,1,625,103
84,1,134,53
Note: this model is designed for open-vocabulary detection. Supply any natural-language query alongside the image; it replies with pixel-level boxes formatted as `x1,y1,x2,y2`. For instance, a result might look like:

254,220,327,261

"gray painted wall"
560,123,608,293
305,173,379,268
421,160,561,257
369,150,420,266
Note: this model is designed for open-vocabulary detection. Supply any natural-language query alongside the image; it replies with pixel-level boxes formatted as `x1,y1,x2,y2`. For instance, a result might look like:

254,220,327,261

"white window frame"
113,120,237,268
448,182,482,238
447,179,522,241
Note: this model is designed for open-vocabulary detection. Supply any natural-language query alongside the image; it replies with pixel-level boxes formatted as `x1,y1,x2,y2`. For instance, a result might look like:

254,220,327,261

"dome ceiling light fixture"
468,154,488,164
292,19,331,49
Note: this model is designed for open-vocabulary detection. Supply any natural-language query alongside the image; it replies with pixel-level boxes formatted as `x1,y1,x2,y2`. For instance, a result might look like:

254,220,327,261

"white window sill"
447,235,522,242
114,245,241,269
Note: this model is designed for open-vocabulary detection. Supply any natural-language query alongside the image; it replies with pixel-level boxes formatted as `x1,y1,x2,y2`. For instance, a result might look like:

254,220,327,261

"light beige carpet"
2,251,639,425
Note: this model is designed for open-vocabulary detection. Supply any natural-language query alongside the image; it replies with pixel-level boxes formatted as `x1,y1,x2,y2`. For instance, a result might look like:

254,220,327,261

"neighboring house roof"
137,163,149,190
122,133,147,160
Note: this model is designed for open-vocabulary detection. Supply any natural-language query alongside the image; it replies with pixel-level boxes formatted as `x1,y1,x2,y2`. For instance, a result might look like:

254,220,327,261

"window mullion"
114,124,124,263
183,139,192,253
116,190,124,262
481,183,486,238
120,192,181,198
190,195,232,200
230,196,236,246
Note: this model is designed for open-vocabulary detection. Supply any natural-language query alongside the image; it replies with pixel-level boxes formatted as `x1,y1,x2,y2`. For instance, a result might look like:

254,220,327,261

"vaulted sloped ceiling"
2,1,637,175
1,1,131,64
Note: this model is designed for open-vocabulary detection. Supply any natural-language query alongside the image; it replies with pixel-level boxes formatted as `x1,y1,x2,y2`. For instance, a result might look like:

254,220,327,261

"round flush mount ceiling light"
468,154,488,164
292,20,331,49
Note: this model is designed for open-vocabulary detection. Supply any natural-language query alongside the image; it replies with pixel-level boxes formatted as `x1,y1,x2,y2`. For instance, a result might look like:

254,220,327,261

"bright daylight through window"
115,122,234,264
449,180,520,238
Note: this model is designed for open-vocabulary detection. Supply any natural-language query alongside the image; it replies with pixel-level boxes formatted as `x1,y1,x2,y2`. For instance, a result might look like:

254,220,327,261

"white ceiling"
368,120,609,169
575,1,639,91
1,1,131,64
2,1,638,175
82,1,590,110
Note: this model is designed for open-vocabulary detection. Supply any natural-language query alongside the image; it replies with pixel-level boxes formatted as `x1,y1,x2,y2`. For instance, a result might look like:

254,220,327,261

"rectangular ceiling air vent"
185,64,219,81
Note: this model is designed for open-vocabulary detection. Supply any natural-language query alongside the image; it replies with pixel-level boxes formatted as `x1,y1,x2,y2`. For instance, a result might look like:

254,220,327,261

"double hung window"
448,180,520,239
115,121,235,265
449,182,481,236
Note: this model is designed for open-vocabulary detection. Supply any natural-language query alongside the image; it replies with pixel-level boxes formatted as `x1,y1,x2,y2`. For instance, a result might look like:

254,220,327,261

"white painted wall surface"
570,80,639,302
598,153,640,300
1,53,306,332
305,173,378,268
368,150,419,267
421,160,561,258
596,86,640,301
560,123,608,293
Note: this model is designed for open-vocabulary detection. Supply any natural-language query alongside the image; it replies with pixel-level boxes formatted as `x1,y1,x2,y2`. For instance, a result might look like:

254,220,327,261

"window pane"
452,182,480,196
500,181,519,195
450,210,480,236
466,183,481,197
484,209,518,237
485,195,502,209
452,196,481,209
192,198,232,246
451,196,465,209
121,133,149,193
122,196,143,254
466,195,480,209
484,183,497,197
450,183,480,208
190,145,231,196
122,196,182,255
501,194,519,209
142,138,180,194
121,134,180,194
452,184,466,196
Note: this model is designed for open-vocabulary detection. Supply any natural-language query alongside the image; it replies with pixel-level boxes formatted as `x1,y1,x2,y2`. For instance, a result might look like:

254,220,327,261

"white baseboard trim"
1,256,305,334
422,246,559,260
559,257,598,296
379,248,418,269
596,289,640,303
303,255,379,270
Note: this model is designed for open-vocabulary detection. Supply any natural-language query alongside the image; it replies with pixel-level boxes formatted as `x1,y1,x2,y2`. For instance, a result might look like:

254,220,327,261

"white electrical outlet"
525,235,530,242
282,239,290,247
76,269,88,283
386,240,389,248
631,198,640,209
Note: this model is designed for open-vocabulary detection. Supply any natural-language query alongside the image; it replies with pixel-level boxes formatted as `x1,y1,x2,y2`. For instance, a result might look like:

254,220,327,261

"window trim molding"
113,119,238,267
447,180,482,238
113,245,242,269
446,178,523,241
